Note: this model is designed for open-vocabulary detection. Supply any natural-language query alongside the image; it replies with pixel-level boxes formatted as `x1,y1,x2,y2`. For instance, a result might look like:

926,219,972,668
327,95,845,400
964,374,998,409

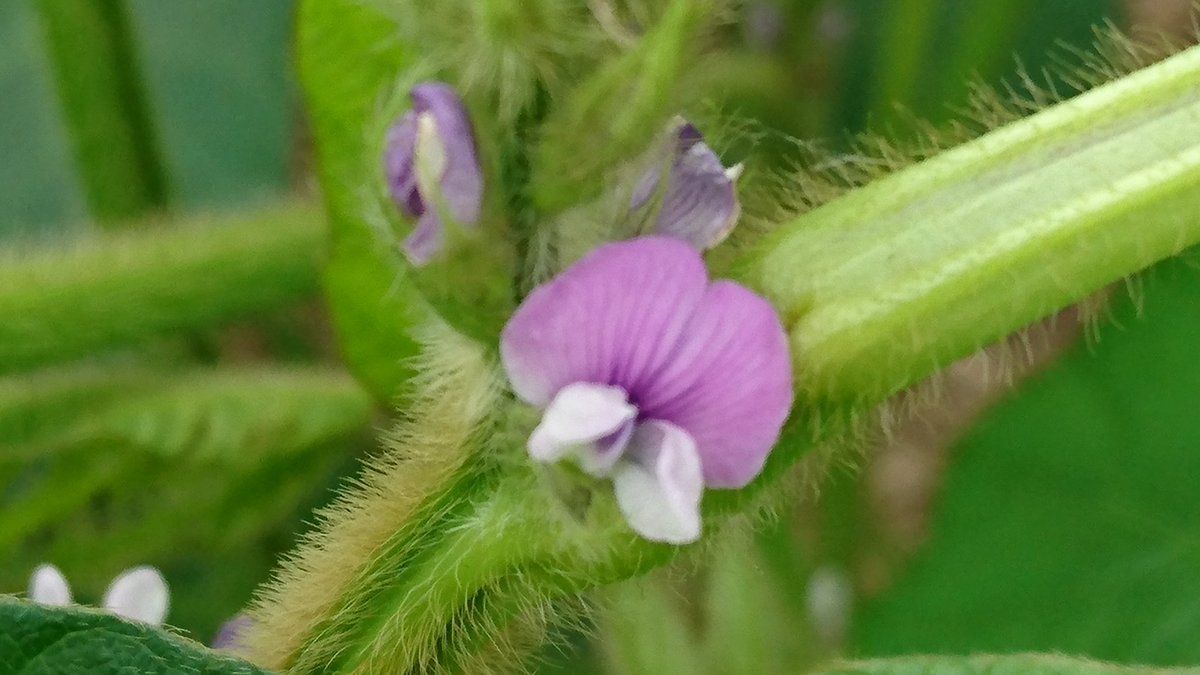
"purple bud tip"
501,237,793,543
630,121,743,251
383,82,484,266
212,614,253,651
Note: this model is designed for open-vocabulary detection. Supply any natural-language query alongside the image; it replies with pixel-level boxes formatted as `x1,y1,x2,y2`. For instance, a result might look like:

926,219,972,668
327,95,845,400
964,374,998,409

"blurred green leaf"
853,257,1200,665
125,0,294,209
297,0,423,402
0,366,373,638
0,597,270,674
818,654,1198,674
838,0,1115,133
0,1,88,238
36,0,171,224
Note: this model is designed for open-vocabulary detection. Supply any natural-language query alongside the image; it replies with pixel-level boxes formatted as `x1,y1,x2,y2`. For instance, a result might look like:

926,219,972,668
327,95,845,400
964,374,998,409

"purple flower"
631,121,743,251
501,237,793,543
384,83,484,265
212,614,253,651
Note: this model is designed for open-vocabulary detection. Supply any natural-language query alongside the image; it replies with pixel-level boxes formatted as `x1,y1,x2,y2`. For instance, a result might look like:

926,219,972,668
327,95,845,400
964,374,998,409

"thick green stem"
0,202,323,374
35,0,171,223
739,42,1200,408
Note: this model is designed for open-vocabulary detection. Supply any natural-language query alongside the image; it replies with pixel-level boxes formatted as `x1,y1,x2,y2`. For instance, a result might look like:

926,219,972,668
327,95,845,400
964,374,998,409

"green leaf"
297,0,424,402
852,257,1200,665
0,1,89,238
125,0,295,210
818,654,1198,675
35,0,171,224
0,597,271,674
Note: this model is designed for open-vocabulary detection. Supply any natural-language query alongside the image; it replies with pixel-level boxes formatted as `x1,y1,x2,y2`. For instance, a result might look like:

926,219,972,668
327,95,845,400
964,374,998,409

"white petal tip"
613,421,705,544
103,566,169,626
724,163,744,181
29,564,72,607
528,383,636,465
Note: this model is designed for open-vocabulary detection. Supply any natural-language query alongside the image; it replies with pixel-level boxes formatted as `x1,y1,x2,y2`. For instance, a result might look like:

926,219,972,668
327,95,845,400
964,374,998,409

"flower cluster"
384,83,793,544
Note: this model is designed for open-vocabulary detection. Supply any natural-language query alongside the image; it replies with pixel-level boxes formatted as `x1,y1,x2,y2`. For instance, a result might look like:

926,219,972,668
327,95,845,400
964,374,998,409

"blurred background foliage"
4,0,1199,671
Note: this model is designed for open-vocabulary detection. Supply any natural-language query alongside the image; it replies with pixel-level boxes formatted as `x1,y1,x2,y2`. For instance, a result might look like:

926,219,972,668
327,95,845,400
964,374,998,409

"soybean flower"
501,237,792,543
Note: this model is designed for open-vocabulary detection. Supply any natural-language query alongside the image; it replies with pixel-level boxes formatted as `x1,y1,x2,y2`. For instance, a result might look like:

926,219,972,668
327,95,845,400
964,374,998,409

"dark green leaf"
853,257,1200,665
0,597,272,674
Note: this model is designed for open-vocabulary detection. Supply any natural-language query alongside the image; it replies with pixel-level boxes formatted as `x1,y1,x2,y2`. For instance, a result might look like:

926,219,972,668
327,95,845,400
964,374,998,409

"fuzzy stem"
0,202,323,374
739,42,1200,409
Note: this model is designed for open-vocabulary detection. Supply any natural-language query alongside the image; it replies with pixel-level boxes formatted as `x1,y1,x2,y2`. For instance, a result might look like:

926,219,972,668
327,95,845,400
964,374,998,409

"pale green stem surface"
0,202,324,374
740,42,1200,409
35,0,171,223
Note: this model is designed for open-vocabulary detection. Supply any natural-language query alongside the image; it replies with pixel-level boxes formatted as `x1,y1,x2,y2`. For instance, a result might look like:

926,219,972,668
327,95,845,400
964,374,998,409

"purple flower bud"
212,614,253,651
501,237,793,543
384,83,484,265
631,121,743,251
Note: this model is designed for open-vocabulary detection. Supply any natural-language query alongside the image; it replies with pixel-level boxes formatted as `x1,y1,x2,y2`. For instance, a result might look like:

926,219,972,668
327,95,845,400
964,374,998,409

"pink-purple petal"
403,209,445,266
411,83,483,225
637,280,793,488
631,122,742,250
384,111,422,217
654,142,741,250
501,237,709,407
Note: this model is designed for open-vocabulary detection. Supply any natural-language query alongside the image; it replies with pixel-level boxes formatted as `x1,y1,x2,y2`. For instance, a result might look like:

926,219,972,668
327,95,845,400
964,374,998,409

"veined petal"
102,566,169,626
656,143,741,250
411,83,483,225
612,420,704,543
529,382,637,470
501,237,710,407
638,281,793,488
29,564,72,607
632,122,742,250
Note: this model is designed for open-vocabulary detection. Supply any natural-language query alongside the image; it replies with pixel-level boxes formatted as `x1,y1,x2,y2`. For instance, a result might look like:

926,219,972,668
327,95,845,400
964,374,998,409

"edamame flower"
501,237,792,543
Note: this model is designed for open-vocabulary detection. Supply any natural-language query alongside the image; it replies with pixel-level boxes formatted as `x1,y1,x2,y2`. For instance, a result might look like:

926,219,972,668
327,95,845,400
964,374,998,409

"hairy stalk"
739,42,1200,409
0,201,323,374
35,0,170,223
